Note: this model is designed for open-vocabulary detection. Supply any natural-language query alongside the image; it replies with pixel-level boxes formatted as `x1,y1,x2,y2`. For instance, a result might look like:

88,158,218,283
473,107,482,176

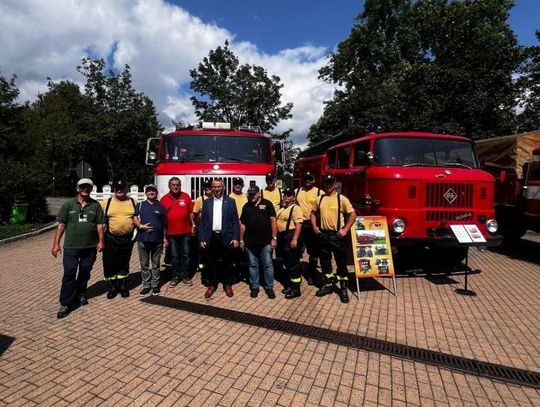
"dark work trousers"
300,223,320,274
60,248,97,306
137,241,163,289
188,234,201,276
276,230,302,284
103,233,134,280
201,232,234,287
319,230,349,283
168,234,190,280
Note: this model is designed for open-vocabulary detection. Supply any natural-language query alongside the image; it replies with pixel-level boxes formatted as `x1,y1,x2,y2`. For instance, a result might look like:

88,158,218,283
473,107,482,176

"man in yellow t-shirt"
276,188,303,299
229,177,248,218
294,172,323,286
261,172,282,212
311,174,356,303
101,180,136,299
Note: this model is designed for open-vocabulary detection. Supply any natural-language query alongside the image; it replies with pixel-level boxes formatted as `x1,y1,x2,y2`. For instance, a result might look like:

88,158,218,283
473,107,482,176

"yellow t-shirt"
261,187,282,212
193,195,209,215
312,193,354,231
295,187,323,220
276,205,303,233
101,197,135,236
229,192,248,218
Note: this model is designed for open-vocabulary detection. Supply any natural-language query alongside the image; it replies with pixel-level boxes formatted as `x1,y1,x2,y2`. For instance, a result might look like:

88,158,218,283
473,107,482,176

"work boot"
285,285,301,299
337,280,349,304
106,281,117,299
119,278,130,298
315,284,334,297
281,285,291,295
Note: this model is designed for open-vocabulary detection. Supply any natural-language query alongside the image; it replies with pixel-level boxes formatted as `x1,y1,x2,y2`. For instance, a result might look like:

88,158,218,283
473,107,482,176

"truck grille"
426,210,474,222
425,183,473,208
189,176,236,198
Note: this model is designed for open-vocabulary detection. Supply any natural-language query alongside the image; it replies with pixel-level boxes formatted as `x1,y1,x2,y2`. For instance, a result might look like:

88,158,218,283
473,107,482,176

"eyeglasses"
78,184,93,190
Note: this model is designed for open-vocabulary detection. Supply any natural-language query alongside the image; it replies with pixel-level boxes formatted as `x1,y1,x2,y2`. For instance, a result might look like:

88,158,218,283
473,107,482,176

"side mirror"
145,137,160,165
273,141,285,165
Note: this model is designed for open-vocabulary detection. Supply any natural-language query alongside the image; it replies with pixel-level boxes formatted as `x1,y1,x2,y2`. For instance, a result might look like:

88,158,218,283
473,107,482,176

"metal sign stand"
355,274,397,299
455,247,476,297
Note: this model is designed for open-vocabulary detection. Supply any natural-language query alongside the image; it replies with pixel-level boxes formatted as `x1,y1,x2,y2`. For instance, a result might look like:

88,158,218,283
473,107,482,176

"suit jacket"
199,195,240,245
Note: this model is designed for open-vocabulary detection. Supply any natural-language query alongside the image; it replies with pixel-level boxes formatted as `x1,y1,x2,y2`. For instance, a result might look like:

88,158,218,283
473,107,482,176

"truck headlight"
392,218,405,234
486,219,498,234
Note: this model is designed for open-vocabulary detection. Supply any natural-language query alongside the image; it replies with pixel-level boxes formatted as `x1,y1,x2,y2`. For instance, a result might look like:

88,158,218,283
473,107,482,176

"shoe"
305,276,314,286
79,294,89,306
265,288,276,299
57,305,70,319
315,284,334,297
224,285,234,297
204,286,216,299
106,281,118,299
250,289,259,298
285,287,301,299
169,277,179,287
338,281,349,304
139,287,152,297
281,287,291,295
152,287,161,296
119,279,130,298
182,278,193,286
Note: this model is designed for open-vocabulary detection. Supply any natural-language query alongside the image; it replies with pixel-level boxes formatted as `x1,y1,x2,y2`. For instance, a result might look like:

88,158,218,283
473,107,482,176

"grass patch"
0,223,49,240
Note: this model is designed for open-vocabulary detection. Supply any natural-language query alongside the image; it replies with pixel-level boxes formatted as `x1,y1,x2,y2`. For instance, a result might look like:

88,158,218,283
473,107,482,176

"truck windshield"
160,135,271,163
374,137,479,168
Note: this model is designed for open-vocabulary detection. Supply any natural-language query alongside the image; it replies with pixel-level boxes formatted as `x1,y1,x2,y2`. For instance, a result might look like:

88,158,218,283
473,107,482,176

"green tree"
190,40,293,133
517,30,540,132
310,0,523,144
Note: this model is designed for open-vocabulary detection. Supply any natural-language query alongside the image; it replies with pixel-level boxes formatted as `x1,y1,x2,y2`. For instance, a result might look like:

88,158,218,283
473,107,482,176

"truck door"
346,141,370,204
333,146,351,194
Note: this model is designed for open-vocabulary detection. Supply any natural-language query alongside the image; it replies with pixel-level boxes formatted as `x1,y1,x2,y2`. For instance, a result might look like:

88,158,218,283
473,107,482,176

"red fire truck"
146,122,282,199
476,130,540,240
294,130,502,263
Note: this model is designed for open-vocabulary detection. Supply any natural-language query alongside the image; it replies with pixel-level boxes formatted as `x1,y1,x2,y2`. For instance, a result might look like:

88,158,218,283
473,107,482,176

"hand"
337,228,347,239
163,238,169,247
51,244,61,258
314,227,321,235
290,239,297,249
240,241,245,250
231,240,239,249
191,226,197,237
271,239,277,249
140,223,153,232
97,241,105,252
200,242,207,249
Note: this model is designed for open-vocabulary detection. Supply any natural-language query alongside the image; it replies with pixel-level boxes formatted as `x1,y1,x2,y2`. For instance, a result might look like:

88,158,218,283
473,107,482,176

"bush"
0,159,49,224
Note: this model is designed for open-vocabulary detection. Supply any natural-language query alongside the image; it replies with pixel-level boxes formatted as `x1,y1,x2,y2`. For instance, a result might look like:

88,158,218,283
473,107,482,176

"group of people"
52,171,356,319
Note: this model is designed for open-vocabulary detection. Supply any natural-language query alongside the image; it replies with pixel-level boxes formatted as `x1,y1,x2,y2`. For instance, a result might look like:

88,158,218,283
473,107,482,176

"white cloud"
0,0,335,146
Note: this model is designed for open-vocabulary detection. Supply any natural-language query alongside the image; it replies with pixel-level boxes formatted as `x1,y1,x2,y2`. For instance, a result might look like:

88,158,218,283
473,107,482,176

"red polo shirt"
160,192,193,235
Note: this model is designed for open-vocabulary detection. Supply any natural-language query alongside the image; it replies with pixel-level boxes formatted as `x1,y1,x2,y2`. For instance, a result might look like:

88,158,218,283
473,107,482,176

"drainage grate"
142,296,540,389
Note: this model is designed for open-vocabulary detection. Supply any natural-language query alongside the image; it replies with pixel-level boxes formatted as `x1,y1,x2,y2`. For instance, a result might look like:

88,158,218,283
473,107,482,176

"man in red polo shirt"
160,177,195,287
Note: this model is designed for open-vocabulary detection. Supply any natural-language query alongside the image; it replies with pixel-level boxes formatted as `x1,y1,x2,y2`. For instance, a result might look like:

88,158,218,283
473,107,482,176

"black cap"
302,172,315,180
323,174,336,184
202,179,212,189
113,180,128,188
247,185,260,195
232,177,244,185
282,188,295,196
265,172,276,181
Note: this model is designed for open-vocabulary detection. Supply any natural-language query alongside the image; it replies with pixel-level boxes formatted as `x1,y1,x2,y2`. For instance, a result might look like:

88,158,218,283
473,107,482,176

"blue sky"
0,0,538,147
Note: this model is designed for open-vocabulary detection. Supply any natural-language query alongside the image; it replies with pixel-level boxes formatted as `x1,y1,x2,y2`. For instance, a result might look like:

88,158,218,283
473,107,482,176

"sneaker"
139,287,152,297
169,277,179,287
250,289,259,298
57,305,70,319
182,278,193,286
265,288,276,299
152,287,161,296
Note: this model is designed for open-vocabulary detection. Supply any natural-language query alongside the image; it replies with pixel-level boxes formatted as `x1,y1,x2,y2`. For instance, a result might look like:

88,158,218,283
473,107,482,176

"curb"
0,222,57,246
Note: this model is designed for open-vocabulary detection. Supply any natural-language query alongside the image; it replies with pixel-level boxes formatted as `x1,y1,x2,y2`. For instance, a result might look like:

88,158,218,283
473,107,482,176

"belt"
212,231,222,234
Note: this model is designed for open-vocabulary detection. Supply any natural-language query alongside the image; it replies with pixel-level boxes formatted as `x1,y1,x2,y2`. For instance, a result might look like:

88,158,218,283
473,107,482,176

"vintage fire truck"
293,130,502,263
145,122,282,199
476,130,540,240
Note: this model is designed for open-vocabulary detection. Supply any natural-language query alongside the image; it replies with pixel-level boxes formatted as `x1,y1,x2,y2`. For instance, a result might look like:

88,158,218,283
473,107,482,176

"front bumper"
391,234,503,248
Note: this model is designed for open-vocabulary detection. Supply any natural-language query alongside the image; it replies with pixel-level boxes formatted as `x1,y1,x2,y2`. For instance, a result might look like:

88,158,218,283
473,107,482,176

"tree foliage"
517,30,540,132
190,40,293,134
310,0,525,144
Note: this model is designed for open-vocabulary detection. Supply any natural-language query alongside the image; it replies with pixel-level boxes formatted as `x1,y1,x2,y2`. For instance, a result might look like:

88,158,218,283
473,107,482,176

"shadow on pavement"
0,333,15,358
489,238,540,265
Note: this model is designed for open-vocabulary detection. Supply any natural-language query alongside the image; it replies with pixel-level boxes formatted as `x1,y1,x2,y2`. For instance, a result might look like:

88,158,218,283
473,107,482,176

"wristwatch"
272,236,277,240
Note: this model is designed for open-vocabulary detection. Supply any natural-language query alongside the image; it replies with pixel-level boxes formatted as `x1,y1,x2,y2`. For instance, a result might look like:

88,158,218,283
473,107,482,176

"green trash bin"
9,202,29,224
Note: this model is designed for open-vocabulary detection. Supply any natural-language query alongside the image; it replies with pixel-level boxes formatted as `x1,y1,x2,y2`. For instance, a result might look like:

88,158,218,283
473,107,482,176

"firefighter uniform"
276,194,303,299
311,182,355,303
295,181,323,285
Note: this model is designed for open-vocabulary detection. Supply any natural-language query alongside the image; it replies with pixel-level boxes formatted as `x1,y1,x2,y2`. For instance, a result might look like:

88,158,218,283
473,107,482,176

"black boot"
106,280,117,299
119,278,130,298
315,284,334,297
338,280,349,304
285,284,301,299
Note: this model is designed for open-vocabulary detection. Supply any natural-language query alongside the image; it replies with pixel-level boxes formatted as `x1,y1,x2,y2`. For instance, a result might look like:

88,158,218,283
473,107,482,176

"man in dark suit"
199,179,240,298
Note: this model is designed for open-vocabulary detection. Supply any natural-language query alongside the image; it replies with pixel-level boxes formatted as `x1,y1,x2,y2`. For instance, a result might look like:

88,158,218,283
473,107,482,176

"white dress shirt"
212,196,223,232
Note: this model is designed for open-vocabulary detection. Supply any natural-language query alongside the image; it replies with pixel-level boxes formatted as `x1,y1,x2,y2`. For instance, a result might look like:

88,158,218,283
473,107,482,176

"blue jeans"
60,248,97,306
168,234,190,280
246,244,274,290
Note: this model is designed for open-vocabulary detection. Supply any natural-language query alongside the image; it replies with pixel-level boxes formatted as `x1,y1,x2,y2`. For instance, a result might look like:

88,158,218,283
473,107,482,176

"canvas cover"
476,131,540,178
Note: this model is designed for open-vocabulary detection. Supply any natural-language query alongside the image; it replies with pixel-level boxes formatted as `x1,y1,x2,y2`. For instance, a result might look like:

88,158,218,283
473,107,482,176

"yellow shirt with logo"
229,192,248,218
193,195,208,215
262,188,282,212
295,187,323,220
101,198,135,236
312,193,354,231
276,204,303,233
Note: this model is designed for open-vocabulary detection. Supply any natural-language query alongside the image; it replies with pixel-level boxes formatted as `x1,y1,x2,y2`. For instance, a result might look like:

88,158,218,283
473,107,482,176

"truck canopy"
476,131,540,178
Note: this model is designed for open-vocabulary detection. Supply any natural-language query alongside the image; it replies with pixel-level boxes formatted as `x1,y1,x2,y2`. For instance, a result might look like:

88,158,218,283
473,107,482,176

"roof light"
201,122,231,130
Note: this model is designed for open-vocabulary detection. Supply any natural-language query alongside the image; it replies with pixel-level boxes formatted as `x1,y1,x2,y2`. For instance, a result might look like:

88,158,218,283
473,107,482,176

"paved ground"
0,230,539,406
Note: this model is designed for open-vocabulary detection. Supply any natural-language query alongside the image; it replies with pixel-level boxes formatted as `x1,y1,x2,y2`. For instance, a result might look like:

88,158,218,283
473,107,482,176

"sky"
0,0,538,147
